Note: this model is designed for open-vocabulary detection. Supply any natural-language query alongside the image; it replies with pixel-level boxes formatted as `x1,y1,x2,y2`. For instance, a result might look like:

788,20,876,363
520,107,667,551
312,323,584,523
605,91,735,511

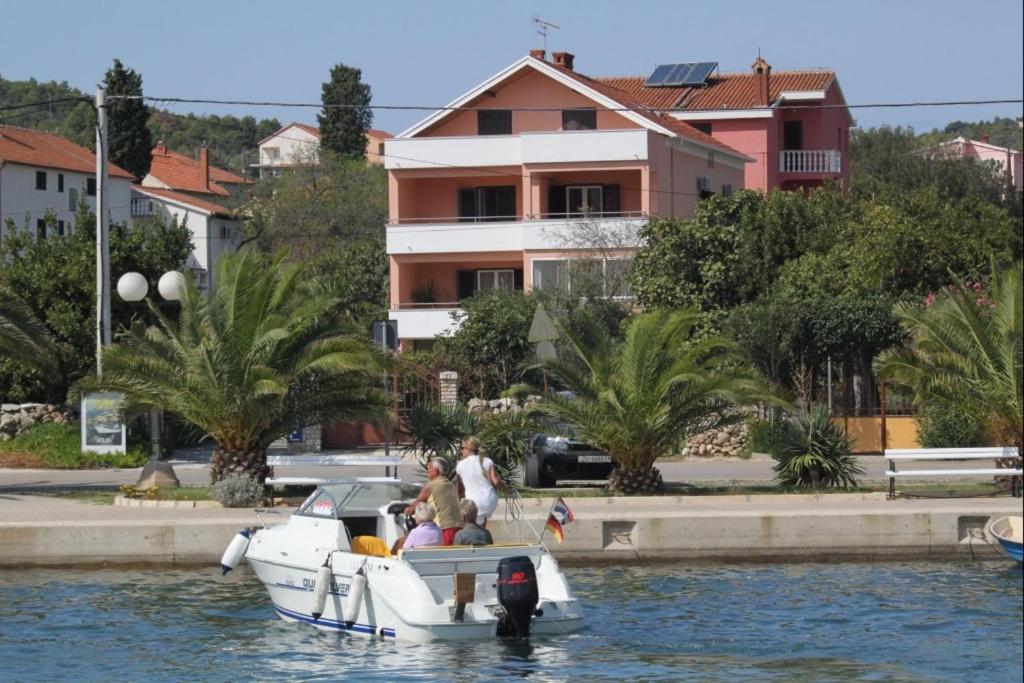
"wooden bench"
265,453,402,487
884,447,1022,499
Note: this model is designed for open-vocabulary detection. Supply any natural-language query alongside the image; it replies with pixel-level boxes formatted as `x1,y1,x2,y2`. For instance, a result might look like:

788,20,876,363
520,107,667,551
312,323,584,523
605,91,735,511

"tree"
875,261,1023,453
78,249,392,483
0,286,56,375
773,405,863,489
103,59,152,178
535,310,773,494
317,64,372,158
0,207,193,404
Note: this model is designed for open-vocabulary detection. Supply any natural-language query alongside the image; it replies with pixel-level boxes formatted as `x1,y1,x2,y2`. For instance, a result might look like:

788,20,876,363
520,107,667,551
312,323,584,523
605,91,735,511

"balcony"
130,197,155,217
384,129,651,170
391,304,463,340
386,213,647,255
779,149,842,174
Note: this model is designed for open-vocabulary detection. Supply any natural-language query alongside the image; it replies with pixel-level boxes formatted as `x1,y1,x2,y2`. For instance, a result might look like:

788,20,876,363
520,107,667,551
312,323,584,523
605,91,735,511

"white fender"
311,563,332,621
342,566,367,626
219,529,251,575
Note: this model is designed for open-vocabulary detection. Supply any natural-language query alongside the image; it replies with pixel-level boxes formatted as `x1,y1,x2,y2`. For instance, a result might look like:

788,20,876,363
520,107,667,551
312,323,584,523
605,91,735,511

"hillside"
0,73,280,176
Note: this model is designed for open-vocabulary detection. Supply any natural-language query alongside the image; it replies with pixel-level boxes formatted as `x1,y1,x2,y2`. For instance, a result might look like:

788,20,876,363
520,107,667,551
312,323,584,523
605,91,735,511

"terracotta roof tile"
0,125,135,178
545,63,746,157
132,185,233,216
367,129,393,139
596,70,836,111
147,144,247,196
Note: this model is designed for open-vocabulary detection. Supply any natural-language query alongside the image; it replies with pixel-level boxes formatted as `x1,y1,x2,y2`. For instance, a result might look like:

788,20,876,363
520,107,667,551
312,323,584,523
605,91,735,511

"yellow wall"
831,416,920,454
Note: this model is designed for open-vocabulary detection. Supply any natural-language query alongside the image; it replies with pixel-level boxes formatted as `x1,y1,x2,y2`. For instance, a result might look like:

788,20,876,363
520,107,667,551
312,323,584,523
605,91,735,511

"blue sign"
288,428,303,442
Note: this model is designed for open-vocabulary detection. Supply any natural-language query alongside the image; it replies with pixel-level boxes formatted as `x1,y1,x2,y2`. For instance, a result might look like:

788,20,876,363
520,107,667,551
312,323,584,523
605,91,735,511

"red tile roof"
148,144,247,196
258,122,322,146
367,129,393,139
132,185,233,216
0,125,135,178
545,62,747,157
596,70,836,111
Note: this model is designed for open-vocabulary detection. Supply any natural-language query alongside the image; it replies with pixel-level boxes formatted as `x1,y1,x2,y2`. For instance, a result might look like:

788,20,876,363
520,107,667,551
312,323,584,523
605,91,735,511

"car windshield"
298,482,403,516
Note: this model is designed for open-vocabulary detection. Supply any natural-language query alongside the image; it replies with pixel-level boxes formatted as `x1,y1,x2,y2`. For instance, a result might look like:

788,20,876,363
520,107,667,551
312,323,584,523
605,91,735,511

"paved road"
0,450,908,491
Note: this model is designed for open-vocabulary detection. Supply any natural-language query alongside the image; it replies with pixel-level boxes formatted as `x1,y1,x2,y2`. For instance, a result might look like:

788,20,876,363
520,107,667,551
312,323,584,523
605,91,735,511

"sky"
2,0,1022,136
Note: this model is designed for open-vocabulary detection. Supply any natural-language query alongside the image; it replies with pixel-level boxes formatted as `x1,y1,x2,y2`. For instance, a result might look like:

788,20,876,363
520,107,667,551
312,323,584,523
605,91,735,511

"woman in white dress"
455,436,504,527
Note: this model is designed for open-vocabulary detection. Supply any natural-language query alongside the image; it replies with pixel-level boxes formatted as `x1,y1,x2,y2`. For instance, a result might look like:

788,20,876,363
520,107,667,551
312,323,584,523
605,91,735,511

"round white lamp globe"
158,271,185,302
116,272,148,302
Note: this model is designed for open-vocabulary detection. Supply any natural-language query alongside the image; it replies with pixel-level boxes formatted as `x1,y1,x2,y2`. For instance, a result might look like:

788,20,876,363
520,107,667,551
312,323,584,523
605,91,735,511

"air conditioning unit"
697,175,713,192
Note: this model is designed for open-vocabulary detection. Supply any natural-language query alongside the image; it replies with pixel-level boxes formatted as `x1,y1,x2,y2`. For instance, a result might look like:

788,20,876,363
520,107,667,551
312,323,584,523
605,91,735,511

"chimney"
198,148,209,190
751,56,771,107
529,48,546,61
980,133,990,144
552,51,575,71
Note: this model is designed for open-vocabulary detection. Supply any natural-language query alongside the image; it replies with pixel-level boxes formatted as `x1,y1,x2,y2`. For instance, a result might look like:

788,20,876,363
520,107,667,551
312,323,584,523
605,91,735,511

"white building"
0,125,133,238
252,123,393,178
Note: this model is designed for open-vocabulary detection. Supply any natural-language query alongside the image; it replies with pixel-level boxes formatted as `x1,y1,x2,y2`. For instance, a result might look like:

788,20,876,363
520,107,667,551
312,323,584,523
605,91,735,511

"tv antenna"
533,17,559,53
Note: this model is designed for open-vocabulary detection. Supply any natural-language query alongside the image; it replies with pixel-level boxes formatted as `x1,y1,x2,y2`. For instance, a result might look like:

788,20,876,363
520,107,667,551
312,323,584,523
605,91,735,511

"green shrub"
499,383,536,400
212,474,264,507
915,402,987,448
0,422,148,468
749,417,789,456
772,405,863,489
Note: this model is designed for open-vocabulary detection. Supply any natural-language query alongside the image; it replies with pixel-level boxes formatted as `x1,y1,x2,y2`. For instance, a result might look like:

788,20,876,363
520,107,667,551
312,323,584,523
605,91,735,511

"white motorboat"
220,478,584,642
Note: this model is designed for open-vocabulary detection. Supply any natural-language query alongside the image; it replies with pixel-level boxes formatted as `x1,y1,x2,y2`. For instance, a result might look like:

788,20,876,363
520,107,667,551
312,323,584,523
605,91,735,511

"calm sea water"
0,561,1020,682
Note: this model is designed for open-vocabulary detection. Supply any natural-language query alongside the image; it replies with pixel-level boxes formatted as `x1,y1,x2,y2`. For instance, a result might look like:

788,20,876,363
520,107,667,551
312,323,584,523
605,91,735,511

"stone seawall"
0,494,1017,567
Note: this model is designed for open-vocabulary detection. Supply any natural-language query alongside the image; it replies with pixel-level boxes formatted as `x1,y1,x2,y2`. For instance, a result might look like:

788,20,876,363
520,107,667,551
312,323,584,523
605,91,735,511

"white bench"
265,453,402,487
884,447,1022,498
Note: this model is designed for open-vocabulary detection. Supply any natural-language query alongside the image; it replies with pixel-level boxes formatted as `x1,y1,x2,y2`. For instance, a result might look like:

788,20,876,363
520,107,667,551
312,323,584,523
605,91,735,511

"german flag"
544,513,564,543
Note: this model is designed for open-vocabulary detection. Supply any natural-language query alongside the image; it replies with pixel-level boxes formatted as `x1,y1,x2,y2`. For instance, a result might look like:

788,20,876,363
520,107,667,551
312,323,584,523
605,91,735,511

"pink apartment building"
924,134,1023,191
385,50,751,348
599,56,853,192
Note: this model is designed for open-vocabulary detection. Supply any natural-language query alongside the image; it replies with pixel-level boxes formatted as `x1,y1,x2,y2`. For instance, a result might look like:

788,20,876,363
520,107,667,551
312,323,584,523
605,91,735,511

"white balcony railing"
391,306,463,339
130,197,155,216
779,149,841,174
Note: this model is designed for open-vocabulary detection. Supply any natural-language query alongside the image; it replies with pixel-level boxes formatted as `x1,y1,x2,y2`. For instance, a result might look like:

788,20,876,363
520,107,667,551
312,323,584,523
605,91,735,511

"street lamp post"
117,270,184,489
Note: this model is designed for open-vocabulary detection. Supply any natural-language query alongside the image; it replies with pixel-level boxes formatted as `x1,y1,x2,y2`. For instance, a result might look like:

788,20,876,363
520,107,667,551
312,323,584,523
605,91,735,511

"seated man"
392,502,443,553
452,499,494,546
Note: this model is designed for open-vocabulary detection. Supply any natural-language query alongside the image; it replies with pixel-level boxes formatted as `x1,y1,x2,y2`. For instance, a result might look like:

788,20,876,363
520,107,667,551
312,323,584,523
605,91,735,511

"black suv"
521,424,615,488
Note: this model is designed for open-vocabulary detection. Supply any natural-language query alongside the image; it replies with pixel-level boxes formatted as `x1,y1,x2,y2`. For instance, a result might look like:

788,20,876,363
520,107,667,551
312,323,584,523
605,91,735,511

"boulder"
1,403,21,413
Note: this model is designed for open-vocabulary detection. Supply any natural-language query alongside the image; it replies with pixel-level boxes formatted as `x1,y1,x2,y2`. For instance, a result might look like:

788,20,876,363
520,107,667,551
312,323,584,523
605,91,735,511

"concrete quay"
0,492,1019,567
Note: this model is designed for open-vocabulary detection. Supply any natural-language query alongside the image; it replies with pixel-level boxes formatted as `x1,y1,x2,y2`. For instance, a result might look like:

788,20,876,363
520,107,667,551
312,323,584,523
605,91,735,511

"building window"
36,219,47,240
35,171,47,190
532,257,634,298
477,109,512,135
722,184,734,196
477,269,516,291
265,147,280,162
377,142,385,159
532,259,570,291
68,188,78,211
603,258,634,298
219,224,235,239
562,108,597,131
57,220,65,236
783,121,803,150
566,185,603,217
692,122,712,135
192,268,209,290
58,174,64,193
457,185,516,222
86,178,97,196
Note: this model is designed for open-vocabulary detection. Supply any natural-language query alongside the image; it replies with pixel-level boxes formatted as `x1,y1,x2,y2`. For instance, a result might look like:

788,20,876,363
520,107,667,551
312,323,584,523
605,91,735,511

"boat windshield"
297,482,403,517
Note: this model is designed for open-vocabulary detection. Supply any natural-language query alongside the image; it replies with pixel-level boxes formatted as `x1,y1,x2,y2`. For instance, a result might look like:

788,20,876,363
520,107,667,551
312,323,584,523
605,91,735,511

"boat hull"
986,515,1023,563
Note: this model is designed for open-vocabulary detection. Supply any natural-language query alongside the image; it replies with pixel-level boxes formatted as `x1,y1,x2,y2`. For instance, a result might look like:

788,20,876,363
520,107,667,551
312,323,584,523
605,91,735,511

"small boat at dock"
985,515,1023,563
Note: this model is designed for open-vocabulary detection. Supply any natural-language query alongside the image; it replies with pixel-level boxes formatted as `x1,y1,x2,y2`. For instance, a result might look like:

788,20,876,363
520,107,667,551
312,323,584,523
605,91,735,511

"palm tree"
773,405,863,489
875,261,1022,455
77,249,391,483
535,310,775,494
0,286,56,374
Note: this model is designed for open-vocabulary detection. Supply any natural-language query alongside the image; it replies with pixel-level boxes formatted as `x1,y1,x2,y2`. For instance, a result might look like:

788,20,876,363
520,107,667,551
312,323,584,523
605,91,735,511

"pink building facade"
927,135,1023,191
385,52,749,347
599,57,853,192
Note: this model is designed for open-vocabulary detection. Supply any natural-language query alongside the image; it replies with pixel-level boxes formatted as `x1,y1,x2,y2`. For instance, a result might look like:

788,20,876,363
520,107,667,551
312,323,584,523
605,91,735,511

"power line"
0,97,90,114
120,94,1024,114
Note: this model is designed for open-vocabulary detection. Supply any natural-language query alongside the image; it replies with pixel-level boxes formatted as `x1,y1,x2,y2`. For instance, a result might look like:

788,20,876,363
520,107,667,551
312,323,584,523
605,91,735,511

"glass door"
566,185,603,217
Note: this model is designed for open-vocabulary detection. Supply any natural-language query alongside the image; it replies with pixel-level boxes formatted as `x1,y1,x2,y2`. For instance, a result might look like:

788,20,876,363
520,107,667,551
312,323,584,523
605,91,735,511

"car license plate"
577,455,611,463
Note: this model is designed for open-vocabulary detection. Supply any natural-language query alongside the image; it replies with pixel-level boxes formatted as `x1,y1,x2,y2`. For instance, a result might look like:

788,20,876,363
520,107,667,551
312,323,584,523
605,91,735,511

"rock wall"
682,422,750,458
466,396,541,415
0,403,74,441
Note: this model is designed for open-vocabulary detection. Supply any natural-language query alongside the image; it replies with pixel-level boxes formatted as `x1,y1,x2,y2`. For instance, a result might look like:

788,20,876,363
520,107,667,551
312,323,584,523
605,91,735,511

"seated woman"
452,499,494,546
392,502,444,553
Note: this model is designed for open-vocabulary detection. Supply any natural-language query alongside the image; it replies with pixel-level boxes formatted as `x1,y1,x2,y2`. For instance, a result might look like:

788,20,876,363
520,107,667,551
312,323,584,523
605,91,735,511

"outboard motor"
495,556,539,637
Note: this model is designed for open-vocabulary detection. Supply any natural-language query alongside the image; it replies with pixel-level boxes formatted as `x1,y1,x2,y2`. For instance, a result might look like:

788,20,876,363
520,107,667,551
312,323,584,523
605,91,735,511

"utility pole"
95,87,111,373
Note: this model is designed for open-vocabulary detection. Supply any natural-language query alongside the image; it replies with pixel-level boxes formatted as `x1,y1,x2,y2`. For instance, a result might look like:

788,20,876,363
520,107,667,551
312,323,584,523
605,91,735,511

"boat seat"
351,535,392,558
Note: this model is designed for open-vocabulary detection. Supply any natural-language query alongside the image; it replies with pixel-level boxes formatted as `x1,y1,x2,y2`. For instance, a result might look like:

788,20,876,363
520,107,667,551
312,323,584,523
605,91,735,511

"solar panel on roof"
682,61,717,86
646,61,718,87
644,64,676,87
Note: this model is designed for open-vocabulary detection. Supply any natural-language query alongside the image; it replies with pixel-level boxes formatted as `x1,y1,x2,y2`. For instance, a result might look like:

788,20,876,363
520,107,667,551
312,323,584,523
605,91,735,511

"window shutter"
457,270,477,300
547,185,566,218
514,269,524,290
603,184,621,215
494,186,516,219
458,188,477,222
